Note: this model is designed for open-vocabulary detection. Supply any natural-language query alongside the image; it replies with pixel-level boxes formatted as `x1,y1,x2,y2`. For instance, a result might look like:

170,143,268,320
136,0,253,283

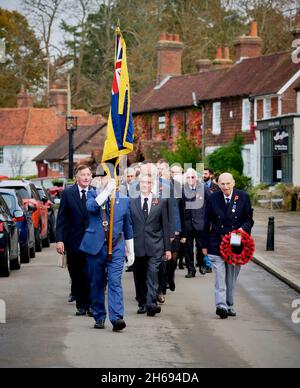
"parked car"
0,194,21,277
31,177,66,200
0,189,36,263
36,186,56,243
0,180,50,252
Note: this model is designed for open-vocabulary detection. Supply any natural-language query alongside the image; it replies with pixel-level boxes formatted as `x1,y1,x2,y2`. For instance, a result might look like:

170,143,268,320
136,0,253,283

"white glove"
95,179,117,207
125,239,135,270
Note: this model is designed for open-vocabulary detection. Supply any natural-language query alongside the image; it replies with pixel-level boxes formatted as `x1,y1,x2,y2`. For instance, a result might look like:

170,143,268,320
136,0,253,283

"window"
212,102,221,135
158,115,166,130
264,98,271,119
242,99,251,131
0,147,3,164
50,162,59,171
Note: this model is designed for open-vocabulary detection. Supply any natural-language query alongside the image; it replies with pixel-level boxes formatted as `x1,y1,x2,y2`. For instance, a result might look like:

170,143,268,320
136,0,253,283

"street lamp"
66,116,77,180
0,38,6,64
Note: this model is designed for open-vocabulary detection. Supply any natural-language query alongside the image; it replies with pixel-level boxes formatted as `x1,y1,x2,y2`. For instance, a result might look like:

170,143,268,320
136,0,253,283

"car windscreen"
36,189,44,200
0,193,17,212
7,187,30,200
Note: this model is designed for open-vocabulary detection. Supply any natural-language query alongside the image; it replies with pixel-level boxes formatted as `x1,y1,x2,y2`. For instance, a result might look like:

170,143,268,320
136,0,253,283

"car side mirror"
41,196,48,204
28,204,36,213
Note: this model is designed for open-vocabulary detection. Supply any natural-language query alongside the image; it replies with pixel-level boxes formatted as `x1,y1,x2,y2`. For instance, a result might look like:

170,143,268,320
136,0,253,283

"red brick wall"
204,97,254,147
282,85,297,115
271,97,278,117
257,99,264,120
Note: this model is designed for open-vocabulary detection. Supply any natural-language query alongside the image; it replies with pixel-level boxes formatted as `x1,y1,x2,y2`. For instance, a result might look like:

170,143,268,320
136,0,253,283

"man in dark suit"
182,168,211,278
130,173,172,317
56,165,92,316
203,168,219,193
202,173,254,319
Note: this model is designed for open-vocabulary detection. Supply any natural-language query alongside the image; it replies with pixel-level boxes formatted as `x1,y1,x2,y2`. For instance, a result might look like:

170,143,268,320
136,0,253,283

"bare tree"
7,150,28,177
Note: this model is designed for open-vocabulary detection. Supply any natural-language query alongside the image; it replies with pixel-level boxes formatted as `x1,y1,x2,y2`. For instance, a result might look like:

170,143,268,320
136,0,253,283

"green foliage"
206,134,244,175
160,131,201,167
0,8,45,107
228,169,251,191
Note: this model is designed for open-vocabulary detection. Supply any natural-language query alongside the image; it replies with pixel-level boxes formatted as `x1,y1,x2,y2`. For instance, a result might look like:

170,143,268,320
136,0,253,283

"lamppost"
66,116,77,180
0,38,6,64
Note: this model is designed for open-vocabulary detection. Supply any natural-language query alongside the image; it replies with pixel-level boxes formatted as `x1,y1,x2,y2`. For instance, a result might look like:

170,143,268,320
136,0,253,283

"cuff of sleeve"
125,239,134,255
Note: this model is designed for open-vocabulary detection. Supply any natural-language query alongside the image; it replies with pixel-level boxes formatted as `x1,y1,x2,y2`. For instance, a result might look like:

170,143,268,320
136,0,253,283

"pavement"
0,244,300,368
252,207,300,293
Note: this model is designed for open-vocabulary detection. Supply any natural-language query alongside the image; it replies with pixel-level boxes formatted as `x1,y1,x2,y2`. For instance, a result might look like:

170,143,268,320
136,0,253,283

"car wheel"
42,225,51,248
11,241,21,270
35,227,42,252
21,243,30,264
0,245,10,277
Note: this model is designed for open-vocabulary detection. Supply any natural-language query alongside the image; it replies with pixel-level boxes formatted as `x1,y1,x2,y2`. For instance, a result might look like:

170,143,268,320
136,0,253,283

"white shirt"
141,193,153,214
78,185,88,199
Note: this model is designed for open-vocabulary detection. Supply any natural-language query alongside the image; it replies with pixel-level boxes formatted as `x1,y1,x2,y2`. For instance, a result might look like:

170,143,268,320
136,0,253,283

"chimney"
292,10,300,40
49,83,68,115
156,33,184,84
212,45,233,69
196,59,212,72
17,86,33,108
234,21,262,62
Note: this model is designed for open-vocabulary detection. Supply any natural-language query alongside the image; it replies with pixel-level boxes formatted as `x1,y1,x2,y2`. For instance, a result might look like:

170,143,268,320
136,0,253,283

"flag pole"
107,163,118,261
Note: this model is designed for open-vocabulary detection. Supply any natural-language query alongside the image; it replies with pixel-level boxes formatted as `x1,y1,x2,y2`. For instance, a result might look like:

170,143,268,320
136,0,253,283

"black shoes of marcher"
137,306,147,314
68,294,76,303
168,281,176,292
228,308,237,317
76,308,87,316
87,308,94,317
112,319,126,332
94,320,105,329
199,266,206,275
216,307,229,319
147,306,161,317
185,271,196,278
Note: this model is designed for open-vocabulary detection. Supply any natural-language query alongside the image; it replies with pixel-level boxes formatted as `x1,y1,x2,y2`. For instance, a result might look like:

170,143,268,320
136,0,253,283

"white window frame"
158,115,166,130
50,162,59,172
0,147,3,164
264,98,271,119
242,99,251,131
212,102,221,135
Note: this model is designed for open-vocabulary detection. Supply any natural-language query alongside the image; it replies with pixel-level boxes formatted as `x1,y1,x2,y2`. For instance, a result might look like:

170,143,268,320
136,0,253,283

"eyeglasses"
187,176,196,179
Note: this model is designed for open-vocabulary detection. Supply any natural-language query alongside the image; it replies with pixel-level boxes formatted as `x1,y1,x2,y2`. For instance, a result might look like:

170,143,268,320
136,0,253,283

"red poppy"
234,195,239,202
220,229,255,266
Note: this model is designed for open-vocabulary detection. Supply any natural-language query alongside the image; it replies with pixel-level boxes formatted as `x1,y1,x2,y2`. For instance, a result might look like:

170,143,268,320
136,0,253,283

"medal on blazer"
232,195,239,213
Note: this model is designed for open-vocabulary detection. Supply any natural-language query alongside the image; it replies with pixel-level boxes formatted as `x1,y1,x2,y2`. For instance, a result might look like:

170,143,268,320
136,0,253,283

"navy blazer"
202,189,254,256
56,184,90,253
80,189,133,257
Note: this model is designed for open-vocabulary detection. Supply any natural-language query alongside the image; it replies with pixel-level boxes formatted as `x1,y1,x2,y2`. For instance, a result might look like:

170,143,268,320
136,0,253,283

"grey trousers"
209,255,241,310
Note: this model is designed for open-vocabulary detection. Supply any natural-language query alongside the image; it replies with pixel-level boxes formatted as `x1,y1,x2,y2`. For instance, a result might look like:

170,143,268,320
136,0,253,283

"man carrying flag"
80,27,135,332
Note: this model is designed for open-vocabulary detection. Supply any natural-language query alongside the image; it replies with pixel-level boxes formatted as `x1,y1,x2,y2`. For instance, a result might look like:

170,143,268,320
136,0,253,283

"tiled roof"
33,119,107,162
0,107,104,146
132,51,300,113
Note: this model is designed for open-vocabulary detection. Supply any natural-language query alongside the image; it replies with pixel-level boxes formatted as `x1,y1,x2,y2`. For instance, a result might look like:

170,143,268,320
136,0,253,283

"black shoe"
169,281,176,292
147,306,161,317
94,320,105,329
87,308,94,317
199,266,206,275
112,319,126,332
228,308,237,317
178,263,184,270
185,271,196,278
75,308,87,316
137,306,147,314
68,294,76,303
216,307,228,319
206,267,212,274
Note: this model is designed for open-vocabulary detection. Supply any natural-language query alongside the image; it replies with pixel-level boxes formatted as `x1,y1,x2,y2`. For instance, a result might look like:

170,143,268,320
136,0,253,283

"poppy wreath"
220,229,255,266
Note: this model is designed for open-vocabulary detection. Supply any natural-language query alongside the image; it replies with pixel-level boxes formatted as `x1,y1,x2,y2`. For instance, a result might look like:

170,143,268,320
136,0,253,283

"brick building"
0,85,103,178
132,18,300,185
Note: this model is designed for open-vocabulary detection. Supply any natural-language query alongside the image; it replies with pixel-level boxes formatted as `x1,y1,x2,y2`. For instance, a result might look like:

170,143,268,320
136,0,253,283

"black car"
0,194,21,277
36,186,56,243
0,189,36,263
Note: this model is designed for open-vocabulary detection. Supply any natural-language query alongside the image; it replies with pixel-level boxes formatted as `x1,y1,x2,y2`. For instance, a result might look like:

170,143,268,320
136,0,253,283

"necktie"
81,190,87,209
143,198,149,221
226,197,231,206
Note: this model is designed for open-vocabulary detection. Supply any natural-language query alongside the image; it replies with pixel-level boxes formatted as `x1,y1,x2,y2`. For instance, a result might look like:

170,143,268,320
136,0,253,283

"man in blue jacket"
80,166,134,331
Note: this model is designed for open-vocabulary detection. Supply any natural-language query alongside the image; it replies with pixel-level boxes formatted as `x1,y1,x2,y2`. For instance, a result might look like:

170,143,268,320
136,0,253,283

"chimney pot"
296,10,300,28
216,46,223,60
223,45,230,60
173,34,180,42
167,33,173,41
250,21,258,37
160,32,166,41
